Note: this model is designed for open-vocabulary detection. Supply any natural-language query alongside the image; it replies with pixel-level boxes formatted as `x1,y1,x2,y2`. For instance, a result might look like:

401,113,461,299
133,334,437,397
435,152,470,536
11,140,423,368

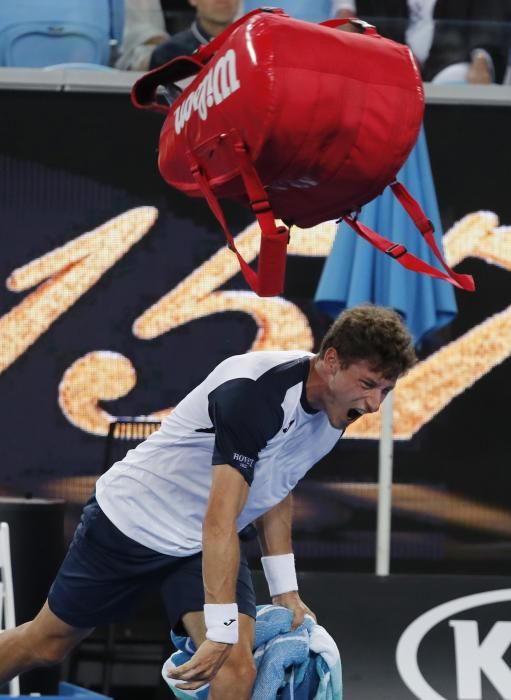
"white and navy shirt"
96,351,342,556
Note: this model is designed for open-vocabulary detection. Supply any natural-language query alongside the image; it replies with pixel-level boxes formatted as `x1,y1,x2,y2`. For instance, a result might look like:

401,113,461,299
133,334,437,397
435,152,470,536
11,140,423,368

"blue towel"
162,605,342,700
161,635,210,700
252,605,316,699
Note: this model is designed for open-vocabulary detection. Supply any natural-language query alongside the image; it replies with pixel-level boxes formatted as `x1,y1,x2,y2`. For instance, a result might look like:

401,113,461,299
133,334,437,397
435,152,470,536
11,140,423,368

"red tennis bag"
132,8,474,296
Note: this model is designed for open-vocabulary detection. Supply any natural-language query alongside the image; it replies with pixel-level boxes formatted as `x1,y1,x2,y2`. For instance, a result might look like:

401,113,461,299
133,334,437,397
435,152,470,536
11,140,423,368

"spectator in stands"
351,0,511,84
241,1,356,23
116,0,241,71
417,0,511,84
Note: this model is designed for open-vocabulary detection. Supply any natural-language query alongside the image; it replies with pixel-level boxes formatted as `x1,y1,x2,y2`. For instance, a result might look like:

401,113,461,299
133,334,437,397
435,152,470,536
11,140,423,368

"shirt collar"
191,19,213,45
300,358,319,415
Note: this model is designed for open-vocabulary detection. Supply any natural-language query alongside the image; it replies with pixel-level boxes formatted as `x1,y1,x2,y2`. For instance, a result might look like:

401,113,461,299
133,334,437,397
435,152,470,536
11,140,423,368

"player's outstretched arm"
168,464,249,690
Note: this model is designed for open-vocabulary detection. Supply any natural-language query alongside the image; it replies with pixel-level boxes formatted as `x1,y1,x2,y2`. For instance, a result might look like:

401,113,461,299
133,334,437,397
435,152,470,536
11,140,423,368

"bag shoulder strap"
131,7,286,112
131,55,203,112
320,17,378,35
186,129,289,297
343,182,475,291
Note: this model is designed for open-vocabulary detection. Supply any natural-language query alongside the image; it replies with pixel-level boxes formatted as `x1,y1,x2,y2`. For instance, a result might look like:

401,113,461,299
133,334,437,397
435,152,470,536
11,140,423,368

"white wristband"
261,553,298,597
204,603,239,644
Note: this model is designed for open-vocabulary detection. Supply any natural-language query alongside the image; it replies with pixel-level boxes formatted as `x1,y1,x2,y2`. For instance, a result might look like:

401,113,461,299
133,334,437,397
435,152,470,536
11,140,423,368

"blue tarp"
315,127,457,347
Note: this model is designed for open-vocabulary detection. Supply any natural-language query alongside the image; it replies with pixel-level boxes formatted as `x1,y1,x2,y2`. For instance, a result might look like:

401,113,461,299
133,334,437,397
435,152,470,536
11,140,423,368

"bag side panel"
258,23,424,225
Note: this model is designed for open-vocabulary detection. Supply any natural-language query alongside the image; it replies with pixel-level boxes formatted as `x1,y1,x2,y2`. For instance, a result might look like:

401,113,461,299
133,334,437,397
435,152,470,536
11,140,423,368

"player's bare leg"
0,601,92,684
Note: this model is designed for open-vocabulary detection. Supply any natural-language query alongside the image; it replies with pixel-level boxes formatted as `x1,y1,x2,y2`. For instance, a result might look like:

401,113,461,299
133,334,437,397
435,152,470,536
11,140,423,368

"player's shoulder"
207,351,312,424
212,350,313,383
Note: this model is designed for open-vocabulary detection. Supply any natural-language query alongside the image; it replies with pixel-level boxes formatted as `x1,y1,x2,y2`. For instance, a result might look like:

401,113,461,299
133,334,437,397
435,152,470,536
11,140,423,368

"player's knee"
21,621,72,666
35,638,70,666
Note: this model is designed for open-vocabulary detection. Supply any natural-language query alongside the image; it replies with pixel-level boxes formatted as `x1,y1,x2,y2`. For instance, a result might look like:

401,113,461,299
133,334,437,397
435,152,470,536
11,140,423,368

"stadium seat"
0,0,124,68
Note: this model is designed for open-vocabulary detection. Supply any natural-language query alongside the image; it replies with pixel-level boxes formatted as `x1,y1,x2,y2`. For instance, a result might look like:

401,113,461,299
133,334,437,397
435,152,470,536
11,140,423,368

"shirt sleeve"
208,378,283,485
115,0,169,71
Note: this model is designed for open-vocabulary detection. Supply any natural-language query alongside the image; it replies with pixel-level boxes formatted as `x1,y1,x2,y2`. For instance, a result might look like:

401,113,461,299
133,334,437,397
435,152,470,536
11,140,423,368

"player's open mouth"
347,408,364,423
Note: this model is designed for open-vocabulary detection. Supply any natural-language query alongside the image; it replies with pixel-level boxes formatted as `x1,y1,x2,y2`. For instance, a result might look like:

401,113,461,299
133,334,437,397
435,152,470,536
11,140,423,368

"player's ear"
324,347,339,375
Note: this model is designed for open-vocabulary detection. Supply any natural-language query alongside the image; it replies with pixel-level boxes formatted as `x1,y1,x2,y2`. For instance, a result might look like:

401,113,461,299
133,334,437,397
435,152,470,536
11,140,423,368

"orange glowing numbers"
1,210,509,438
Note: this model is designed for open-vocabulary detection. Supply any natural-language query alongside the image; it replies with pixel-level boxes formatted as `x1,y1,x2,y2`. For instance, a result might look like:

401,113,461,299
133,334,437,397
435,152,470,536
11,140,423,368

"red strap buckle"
251,198,272,214
385,243,407,259
417,217,434,236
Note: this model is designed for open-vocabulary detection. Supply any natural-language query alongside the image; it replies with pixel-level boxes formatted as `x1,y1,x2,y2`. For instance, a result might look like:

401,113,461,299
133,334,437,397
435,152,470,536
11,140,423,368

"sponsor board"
287,574,511,700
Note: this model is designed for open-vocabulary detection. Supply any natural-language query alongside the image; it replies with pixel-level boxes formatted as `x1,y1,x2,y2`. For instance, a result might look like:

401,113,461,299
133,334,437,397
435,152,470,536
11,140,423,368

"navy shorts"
48,496,256,631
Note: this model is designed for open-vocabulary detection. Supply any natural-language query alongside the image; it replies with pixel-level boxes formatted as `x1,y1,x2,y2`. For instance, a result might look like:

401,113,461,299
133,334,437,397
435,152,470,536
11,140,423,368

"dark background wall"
0,87,510,699
0,89,510,579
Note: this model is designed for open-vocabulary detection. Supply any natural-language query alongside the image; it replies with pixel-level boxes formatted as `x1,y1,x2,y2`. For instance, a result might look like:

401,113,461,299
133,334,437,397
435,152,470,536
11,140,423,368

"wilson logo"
396,589,511,700
174,49,240,134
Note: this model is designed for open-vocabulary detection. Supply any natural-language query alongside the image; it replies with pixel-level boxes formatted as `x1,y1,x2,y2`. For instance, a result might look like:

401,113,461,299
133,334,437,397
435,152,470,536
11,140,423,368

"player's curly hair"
319,304,416,379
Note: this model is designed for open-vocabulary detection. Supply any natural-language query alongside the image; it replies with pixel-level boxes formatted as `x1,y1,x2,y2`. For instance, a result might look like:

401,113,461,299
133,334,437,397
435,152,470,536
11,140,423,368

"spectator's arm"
467,49,495,84
116,0,170,71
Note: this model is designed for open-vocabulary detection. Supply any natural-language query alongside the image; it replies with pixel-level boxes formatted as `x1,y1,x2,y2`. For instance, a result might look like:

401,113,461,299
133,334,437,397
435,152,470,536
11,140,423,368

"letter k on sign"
450,619,511,699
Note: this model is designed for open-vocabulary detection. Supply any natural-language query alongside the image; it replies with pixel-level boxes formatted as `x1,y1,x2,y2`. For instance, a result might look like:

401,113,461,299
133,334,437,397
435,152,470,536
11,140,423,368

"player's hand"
272,590,317,629
167,638,233,690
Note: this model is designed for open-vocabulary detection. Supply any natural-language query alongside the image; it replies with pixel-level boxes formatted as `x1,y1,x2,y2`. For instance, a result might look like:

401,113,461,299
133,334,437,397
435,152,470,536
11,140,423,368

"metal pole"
376,392,394,576
0,522,20,695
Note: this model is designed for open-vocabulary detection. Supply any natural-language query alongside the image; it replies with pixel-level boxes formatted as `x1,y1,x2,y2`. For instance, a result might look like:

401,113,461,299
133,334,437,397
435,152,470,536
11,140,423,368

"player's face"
189,0,241,26
321,354,396,431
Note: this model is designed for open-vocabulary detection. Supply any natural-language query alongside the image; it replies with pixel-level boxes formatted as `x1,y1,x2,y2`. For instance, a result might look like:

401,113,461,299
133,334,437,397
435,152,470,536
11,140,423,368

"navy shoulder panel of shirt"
208,357,310,485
